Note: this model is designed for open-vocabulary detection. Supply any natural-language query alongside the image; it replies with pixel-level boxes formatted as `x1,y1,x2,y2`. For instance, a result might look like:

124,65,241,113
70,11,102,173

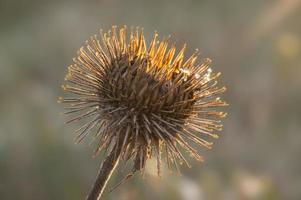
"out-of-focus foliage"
0,0,301,199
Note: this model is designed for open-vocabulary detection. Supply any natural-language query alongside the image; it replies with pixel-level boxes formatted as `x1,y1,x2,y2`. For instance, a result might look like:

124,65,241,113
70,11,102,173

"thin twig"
86,146,121,200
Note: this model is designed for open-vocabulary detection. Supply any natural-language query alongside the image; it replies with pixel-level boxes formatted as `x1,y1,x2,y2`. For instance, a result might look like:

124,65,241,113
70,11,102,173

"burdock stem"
86,146,121,200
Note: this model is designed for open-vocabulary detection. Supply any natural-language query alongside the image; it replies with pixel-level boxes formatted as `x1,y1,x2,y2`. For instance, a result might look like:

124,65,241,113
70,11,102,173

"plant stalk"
86,148,121,200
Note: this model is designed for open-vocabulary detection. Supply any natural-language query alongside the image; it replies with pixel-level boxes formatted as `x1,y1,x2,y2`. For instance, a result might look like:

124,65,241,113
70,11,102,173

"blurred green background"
1,0,301,199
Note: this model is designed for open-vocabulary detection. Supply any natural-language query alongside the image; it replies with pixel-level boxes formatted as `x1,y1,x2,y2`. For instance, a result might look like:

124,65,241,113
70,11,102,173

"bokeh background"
1,0,301,199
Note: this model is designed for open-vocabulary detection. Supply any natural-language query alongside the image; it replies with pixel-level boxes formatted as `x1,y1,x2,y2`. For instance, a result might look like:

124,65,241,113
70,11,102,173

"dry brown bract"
59,26,227,199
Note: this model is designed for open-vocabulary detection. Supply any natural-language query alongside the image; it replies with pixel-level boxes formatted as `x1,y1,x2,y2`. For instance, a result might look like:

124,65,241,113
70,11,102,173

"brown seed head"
59,26,228,177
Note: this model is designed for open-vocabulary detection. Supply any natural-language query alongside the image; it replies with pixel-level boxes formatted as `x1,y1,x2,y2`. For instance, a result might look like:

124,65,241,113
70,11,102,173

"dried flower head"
59,26,227,199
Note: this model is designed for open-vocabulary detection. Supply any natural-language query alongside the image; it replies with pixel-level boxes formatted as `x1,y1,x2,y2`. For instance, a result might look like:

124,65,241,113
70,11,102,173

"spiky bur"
59,26,227,199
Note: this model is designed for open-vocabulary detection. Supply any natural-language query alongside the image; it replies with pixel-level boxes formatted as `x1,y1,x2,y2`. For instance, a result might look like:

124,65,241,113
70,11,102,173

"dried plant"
59,26,228,200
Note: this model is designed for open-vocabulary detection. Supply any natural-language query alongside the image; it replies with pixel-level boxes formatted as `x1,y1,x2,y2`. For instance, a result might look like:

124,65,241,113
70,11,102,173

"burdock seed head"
59,26,227,199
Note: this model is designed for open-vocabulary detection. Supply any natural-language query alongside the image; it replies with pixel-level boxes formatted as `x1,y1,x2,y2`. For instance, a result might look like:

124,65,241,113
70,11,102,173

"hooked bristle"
60,25,227,179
